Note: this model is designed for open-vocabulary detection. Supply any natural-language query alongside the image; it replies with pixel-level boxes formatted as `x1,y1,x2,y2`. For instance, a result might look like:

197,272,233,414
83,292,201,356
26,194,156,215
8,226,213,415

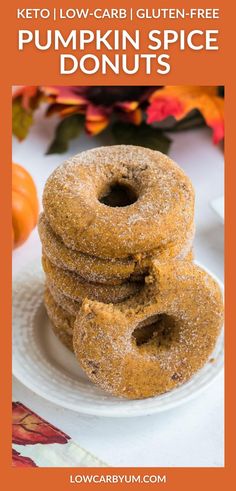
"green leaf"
12,97,33,141
46,114,85,154
111,122,171,154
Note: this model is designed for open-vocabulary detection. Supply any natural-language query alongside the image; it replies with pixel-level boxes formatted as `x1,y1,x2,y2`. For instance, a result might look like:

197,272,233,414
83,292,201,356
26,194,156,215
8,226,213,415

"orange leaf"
42,86,88,106
118,108,142,126
85,104,110,135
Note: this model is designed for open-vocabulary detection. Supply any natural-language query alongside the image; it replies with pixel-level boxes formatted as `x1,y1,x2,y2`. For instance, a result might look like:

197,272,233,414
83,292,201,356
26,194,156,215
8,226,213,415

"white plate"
12,261,224,417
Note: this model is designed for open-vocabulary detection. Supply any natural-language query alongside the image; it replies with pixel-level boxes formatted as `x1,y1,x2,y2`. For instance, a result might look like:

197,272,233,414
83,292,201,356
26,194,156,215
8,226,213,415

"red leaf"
12,402,70,445
147,86,224,144
12,449,37,467
147,96,184,123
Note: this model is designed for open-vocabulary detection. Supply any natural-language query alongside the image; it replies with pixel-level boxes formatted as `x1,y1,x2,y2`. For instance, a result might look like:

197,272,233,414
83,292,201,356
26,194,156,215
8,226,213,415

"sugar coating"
43,145,195,258
39,145,223,400
46,279,82,316
39,213,195,284
39,214,136,284
42,255,142,304
73,262,223,399
44,288,74,351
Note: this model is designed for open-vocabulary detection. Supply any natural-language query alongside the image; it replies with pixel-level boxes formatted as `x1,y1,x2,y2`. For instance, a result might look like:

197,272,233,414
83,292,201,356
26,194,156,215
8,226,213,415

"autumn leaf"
117,107,142,126
85,104,110,135
46,114,85,154
112,122,171,154
12,402,70,445
12,98,34,141
13,86,42,111
12,87,43,140
42,86,149,135
12,449,37,467
147,86,224,144
13,85,224,152
43,85,88,106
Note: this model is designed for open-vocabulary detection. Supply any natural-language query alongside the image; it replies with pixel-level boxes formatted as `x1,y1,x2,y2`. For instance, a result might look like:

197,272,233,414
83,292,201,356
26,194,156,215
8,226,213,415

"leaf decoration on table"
12,86,224,153
12,402,70,445
147,86,224,144
112,122,171,154
43,86,150,139
12,86,43,141
12,449,37,467
46,114,85,154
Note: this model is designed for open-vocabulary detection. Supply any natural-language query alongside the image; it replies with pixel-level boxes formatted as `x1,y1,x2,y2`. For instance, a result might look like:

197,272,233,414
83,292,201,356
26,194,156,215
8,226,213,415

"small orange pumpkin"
12,163,39,248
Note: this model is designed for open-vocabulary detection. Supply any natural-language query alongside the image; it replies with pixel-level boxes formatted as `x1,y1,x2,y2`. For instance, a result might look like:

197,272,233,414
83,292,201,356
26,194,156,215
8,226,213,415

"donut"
39,213,194,284
49,319,73,351
39,214,136,285
47,280,81,316
73,262,223,399
43,145,194,259
44,288,74,351
42,255,142,304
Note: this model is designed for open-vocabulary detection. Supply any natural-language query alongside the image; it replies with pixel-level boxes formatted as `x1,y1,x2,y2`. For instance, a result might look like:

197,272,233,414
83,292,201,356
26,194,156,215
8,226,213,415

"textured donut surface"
73,262,223,399
44,288,74,351
39,213,194,284
43,145,194,258
46,280,81,316
39,214,136,284
42,255,142,303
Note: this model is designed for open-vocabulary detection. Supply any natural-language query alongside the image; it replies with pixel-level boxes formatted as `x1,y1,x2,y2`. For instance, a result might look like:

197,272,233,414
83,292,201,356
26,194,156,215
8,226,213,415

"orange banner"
1,0,234,490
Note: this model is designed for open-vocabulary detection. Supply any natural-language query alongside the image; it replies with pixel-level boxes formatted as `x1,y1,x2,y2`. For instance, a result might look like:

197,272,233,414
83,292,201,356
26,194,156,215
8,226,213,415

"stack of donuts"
39,145,223,399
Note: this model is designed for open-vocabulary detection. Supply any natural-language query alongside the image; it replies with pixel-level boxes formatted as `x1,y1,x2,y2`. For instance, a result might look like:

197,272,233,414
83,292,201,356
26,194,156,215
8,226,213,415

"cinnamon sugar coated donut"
39,213,195,284
39,144,223,400
44,288,74,351
46,280,81,316
73,262,223,399
39,213,136,284
43,145,194,258
42,255,142,303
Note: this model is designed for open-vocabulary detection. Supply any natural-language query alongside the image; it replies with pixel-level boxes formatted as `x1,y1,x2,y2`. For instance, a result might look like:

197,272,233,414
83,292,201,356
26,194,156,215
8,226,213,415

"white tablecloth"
12,109,224,467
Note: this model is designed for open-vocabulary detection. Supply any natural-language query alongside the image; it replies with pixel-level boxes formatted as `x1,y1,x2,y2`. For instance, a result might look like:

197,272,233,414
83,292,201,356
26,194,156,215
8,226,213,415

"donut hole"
133,314,179,349
99,182,138,207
